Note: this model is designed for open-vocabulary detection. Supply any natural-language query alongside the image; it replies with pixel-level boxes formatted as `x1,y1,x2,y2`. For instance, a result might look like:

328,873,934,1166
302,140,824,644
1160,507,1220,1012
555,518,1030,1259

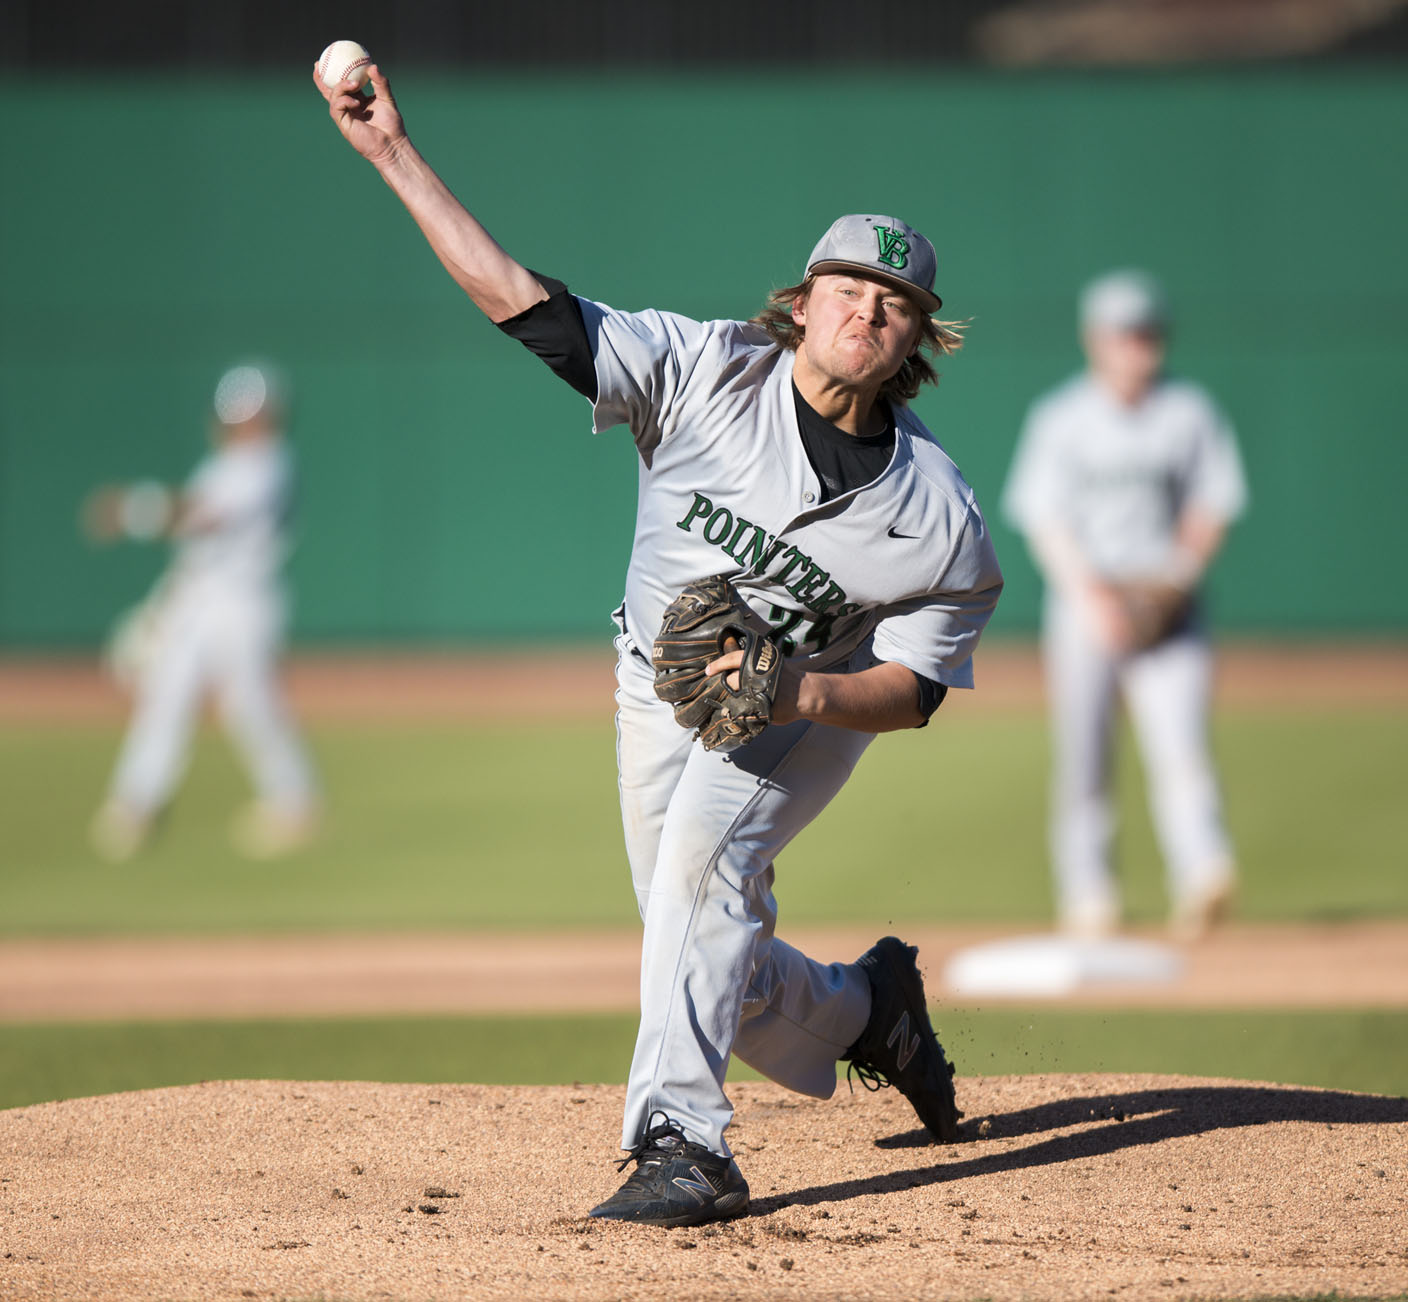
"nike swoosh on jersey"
887,526,921,539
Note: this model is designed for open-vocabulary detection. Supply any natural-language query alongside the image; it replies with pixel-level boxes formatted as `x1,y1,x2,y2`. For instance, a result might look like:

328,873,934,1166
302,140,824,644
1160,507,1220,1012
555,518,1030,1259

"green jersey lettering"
771,546,807,586
726,520,770,568
810,580,848,615
702,506,735,545
756,537,791,572
724,515,755,558
674,489,856,619
676,492,714,532
787,562,830,604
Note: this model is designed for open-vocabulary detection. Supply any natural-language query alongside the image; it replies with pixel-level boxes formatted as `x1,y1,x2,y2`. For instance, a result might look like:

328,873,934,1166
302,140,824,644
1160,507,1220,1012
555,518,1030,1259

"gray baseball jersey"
172,439,293,593
103,432,314,831
582,300,1003,688
1002,369,1244,933
1002,374,1247,580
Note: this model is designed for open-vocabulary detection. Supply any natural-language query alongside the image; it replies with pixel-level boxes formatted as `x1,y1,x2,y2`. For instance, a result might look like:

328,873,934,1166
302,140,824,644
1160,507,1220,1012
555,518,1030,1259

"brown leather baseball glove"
651,574,784,752
1111,579,1194,652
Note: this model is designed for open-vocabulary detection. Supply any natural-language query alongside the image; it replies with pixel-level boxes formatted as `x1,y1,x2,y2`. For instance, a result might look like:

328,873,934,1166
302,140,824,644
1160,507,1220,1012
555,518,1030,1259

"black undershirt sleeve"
495,273,598,401
915,677,948,720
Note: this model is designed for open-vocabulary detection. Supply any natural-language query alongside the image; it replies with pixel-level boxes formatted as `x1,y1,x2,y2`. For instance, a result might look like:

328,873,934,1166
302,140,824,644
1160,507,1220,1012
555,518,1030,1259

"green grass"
2,708,1405,934
2,1008,1403,1112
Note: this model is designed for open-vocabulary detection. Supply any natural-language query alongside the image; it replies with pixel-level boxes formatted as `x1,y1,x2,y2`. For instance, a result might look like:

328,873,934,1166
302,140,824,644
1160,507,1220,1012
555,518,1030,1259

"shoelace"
845,1060,893,1096
614,1110,689,1172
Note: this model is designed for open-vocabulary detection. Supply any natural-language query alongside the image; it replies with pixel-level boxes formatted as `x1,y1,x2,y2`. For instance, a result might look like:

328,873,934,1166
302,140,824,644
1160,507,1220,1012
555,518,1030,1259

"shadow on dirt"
750,1083,1408,1216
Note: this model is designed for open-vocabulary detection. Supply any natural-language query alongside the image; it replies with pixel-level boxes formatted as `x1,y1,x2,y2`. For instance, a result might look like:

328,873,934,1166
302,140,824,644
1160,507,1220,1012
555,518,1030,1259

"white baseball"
317,40,372,90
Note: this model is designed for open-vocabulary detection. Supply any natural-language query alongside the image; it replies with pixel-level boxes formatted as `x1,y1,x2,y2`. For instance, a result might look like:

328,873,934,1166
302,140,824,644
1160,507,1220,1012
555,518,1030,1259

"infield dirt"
2,1073,1405,1301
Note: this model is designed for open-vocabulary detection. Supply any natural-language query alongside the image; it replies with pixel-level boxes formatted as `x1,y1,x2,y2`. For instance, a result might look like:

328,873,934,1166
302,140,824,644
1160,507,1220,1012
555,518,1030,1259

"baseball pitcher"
315,62,1003,1227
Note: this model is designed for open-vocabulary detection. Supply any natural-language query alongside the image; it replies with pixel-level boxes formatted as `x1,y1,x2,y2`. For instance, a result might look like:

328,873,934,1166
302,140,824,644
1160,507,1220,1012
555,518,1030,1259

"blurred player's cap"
805,214,942,313
1080,270,1168,334
213,362,287,426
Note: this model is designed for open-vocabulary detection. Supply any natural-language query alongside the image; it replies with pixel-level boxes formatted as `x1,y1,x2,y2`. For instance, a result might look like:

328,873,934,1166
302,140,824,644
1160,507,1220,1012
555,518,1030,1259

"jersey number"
767,606,839,657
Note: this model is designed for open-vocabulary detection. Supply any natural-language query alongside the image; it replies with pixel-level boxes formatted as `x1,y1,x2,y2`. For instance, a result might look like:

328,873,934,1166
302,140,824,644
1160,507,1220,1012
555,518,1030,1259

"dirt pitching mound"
2,1075,1405,1301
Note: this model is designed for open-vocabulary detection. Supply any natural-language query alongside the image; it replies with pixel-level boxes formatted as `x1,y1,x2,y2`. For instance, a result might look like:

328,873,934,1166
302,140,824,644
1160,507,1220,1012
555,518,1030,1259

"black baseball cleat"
843,936,962,1142
588,1112,750,1228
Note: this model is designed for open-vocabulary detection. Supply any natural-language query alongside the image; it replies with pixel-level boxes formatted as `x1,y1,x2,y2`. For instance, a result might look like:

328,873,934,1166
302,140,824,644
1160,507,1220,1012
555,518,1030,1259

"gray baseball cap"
1080,270,1168,333
805,214,943,313
213,362,287,426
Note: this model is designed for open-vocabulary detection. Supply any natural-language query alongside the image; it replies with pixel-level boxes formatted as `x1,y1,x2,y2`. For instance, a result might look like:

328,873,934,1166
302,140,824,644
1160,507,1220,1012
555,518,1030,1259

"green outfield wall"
3,68,1405,645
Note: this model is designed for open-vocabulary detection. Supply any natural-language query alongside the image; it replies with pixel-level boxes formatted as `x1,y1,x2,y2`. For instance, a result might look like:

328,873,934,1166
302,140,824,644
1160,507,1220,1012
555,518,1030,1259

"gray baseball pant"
612,632,873,1157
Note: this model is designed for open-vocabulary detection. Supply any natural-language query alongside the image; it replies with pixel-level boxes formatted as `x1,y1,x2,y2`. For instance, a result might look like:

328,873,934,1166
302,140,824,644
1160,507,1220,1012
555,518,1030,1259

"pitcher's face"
793,274,925,391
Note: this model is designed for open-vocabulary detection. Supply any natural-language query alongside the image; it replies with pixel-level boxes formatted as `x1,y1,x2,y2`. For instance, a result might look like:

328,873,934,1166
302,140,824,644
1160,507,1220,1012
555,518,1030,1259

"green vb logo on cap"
805,214,942,313
874,226,910,269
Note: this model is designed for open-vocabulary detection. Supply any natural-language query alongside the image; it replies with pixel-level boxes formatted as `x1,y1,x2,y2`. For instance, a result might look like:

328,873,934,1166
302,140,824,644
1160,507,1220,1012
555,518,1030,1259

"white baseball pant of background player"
1002,270,1248,938
1042,593,1230,929
92,365,318,861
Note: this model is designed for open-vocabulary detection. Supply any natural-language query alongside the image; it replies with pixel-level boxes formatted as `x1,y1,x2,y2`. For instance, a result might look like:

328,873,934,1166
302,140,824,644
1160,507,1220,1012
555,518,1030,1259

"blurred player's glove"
1112,579,1193,652
652,575,783,753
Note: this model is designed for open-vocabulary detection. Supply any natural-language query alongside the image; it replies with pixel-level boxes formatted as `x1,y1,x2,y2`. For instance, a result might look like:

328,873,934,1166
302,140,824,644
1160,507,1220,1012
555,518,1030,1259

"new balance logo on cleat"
671,1166,718,1206
843,936,963,1143
887,1013,921,1071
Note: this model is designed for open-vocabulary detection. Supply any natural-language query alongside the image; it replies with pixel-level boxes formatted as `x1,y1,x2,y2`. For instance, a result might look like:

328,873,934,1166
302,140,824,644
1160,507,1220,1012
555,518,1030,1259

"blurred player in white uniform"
1003,271,1248,939
315,64,1003,1226
87,364,319,861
